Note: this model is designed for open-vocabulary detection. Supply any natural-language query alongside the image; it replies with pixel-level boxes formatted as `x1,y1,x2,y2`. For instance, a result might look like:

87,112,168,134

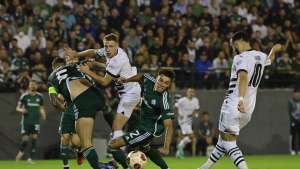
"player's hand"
179,115,184,120
272,44,282,53
157,146,169,155
237,100,246,113
77,64,90,73
41,114,46,120
117,77,126,84
22,109,27,114
63,47,76,58
194,113,199,118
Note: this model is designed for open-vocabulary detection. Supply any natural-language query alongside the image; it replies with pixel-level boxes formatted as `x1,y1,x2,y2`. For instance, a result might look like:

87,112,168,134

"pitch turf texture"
1,155,299,169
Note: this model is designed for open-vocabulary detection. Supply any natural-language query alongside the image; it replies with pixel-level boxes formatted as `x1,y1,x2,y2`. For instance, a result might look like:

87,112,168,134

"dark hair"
202,111,209,116
103,33,118,43
52,57,66,67
294,88,300,93
158,67,175,81
231,31,249,42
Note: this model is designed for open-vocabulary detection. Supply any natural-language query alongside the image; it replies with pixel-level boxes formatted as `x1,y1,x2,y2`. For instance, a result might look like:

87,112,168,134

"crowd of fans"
0,0,300,94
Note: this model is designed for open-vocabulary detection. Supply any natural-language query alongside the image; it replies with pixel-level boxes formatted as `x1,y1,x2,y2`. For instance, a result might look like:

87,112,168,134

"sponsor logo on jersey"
237,60,242,65
255,55,261,60
143,98,153,109
166,112,174,116
27,103,40,106
151,99,156,105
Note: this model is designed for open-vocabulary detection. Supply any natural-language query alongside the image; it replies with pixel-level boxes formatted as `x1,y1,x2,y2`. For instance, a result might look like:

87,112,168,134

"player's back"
225,49,271,113
97,48,141,94
47,61,87,103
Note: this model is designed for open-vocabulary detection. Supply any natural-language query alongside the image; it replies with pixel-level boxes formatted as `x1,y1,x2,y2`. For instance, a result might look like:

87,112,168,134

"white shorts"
180,124,193,135
117,91,141,118
218,100,252,135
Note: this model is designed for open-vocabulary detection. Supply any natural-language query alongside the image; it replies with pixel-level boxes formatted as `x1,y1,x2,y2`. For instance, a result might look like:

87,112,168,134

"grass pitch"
1,155,299,169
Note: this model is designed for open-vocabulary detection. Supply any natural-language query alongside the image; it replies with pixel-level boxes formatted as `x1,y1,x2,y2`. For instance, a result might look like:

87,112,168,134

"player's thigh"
239,113,252,130
21,124,30,136
180,124,193,135
122,129,153,148
28,124,40,135
219,109,241,135
117,94,141,118
75,117,94,144
59,114,76,135
73,87,106,120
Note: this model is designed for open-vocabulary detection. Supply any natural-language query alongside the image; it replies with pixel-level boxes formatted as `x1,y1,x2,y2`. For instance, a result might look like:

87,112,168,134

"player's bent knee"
32,134,38,139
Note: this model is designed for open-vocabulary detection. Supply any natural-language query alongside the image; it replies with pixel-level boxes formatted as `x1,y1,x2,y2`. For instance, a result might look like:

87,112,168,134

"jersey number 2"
248,63,262,87
56,69,68,84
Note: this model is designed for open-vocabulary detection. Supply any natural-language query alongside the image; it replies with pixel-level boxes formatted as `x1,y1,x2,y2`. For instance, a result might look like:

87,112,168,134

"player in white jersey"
175,88,200,158
198,31,281,169
64,33,141,140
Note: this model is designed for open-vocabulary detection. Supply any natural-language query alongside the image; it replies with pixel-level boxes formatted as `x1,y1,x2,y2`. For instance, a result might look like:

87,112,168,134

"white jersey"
96,47,140,94
222,49,271,114
175,97,200,125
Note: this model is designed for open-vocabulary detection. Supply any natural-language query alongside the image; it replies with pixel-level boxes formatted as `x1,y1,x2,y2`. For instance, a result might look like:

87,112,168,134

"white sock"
112,130,123,139
202,136,225,169
223,140,248,169
179,136,191,148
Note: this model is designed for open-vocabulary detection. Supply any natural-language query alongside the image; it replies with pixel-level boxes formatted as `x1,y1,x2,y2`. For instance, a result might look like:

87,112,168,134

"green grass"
1,155,299,169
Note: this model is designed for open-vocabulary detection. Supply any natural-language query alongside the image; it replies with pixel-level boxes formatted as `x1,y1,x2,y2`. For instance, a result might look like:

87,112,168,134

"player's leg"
290,124,297,155
139,145,170,169
28,133,38,164
176,125,192,158
190,132,197,156
60,133,71,168
112,95,140,139
71,133,84,164
76,117,100,169
100,104,114,129
16,124,29,161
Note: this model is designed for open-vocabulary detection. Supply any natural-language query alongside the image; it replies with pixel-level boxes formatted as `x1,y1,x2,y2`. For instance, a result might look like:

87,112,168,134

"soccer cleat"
291,151,296,155
77,151,84,165
98,161,119,169
15,151,24,161
175,145,184,159
27,159,35,164
63,166,69,169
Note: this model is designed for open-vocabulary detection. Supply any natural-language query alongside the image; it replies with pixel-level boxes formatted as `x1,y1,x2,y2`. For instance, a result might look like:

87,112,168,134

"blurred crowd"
0,0,300,94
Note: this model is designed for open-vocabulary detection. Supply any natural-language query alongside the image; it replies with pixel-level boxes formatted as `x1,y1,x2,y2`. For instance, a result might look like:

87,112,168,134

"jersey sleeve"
143,73,156,83
235,55,248,74
160,92,175,120
39,94,44,106
195,98,200,110
18,93,26,106
264,54,271,66
96,48,105,57
175,98,183,108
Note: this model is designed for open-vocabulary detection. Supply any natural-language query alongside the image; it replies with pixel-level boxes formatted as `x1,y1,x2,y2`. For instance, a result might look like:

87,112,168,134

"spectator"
40,40,54,70
75,4,88,26
238,1,248,18
13,28,31,52
62,6,76,30
148,37,164,57
80,18,96,40
212,51,229,89
208,0,221,18
107,8,122,31
8,38,19,59
63,0,73,9
24,40,40,67
197,112,217,156
121,40,134,65
84,0,96,17
177,53,194,89
195,52,212,89
127,8,139,28
53,0,67,14
10,48,29,72
288,88,300,155
173,0,187,15
125,28,141,52
230,5,243,26
91,8,104,29
32,30,46,49
191,0,203,18
141,29,155,47
276,52,293,88
16,69,31,94
32,6,45,30
13,5,26,28
39,0,53,19
30,51,47,91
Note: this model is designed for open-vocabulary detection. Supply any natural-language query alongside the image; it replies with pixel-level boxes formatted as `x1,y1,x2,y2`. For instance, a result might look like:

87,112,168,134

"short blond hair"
103,33,118,43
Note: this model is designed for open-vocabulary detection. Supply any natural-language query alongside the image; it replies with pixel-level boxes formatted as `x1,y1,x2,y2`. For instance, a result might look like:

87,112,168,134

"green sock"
84,146,100,169
108,146,128,168
20,140,28,152
102,107,114,129
60,145,70,166
144,147,169,169
29,138,37,158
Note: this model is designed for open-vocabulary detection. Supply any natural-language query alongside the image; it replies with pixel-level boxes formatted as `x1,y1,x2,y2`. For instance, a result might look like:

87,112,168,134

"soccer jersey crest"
151,99,156,105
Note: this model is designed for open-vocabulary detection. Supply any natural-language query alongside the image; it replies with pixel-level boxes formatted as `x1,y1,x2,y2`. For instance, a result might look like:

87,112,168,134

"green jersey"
18,92,44,125
47,60,95,103
136,73,175,137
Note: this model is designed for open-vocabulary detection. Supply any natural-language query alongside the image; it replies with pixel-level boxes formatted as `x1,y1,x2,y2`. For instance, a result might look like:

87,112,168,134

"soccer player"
198,31,281,169
15,80,47,164
56,57,84,169
175,87,200,158
48,57,114,169
64,33,141,141
99,67,175,169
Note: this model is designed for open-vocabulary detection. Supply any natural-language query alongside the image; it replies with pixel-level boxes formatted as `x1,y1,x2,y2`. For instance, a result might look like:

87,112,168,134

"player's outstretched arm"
64,47,98,58
78,64,113,86
120,73,145,84
268,44,282,63
86,58,106,69
158,119,173,155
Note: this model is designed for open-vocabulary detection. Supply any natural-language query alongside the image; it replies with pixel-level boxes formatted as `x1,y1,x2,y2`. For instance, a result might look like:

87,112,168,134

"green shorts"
59,113,76,134
73,87,106,120
21,124,40,135
122,128,154,148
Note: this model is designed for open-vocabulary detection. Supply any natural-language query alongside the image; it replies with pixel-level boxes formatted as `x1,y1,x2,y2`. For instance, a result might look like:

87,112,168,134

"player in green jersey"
56,57,84,169
15,80,47,164
99,67,175,169
48,57,114,169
